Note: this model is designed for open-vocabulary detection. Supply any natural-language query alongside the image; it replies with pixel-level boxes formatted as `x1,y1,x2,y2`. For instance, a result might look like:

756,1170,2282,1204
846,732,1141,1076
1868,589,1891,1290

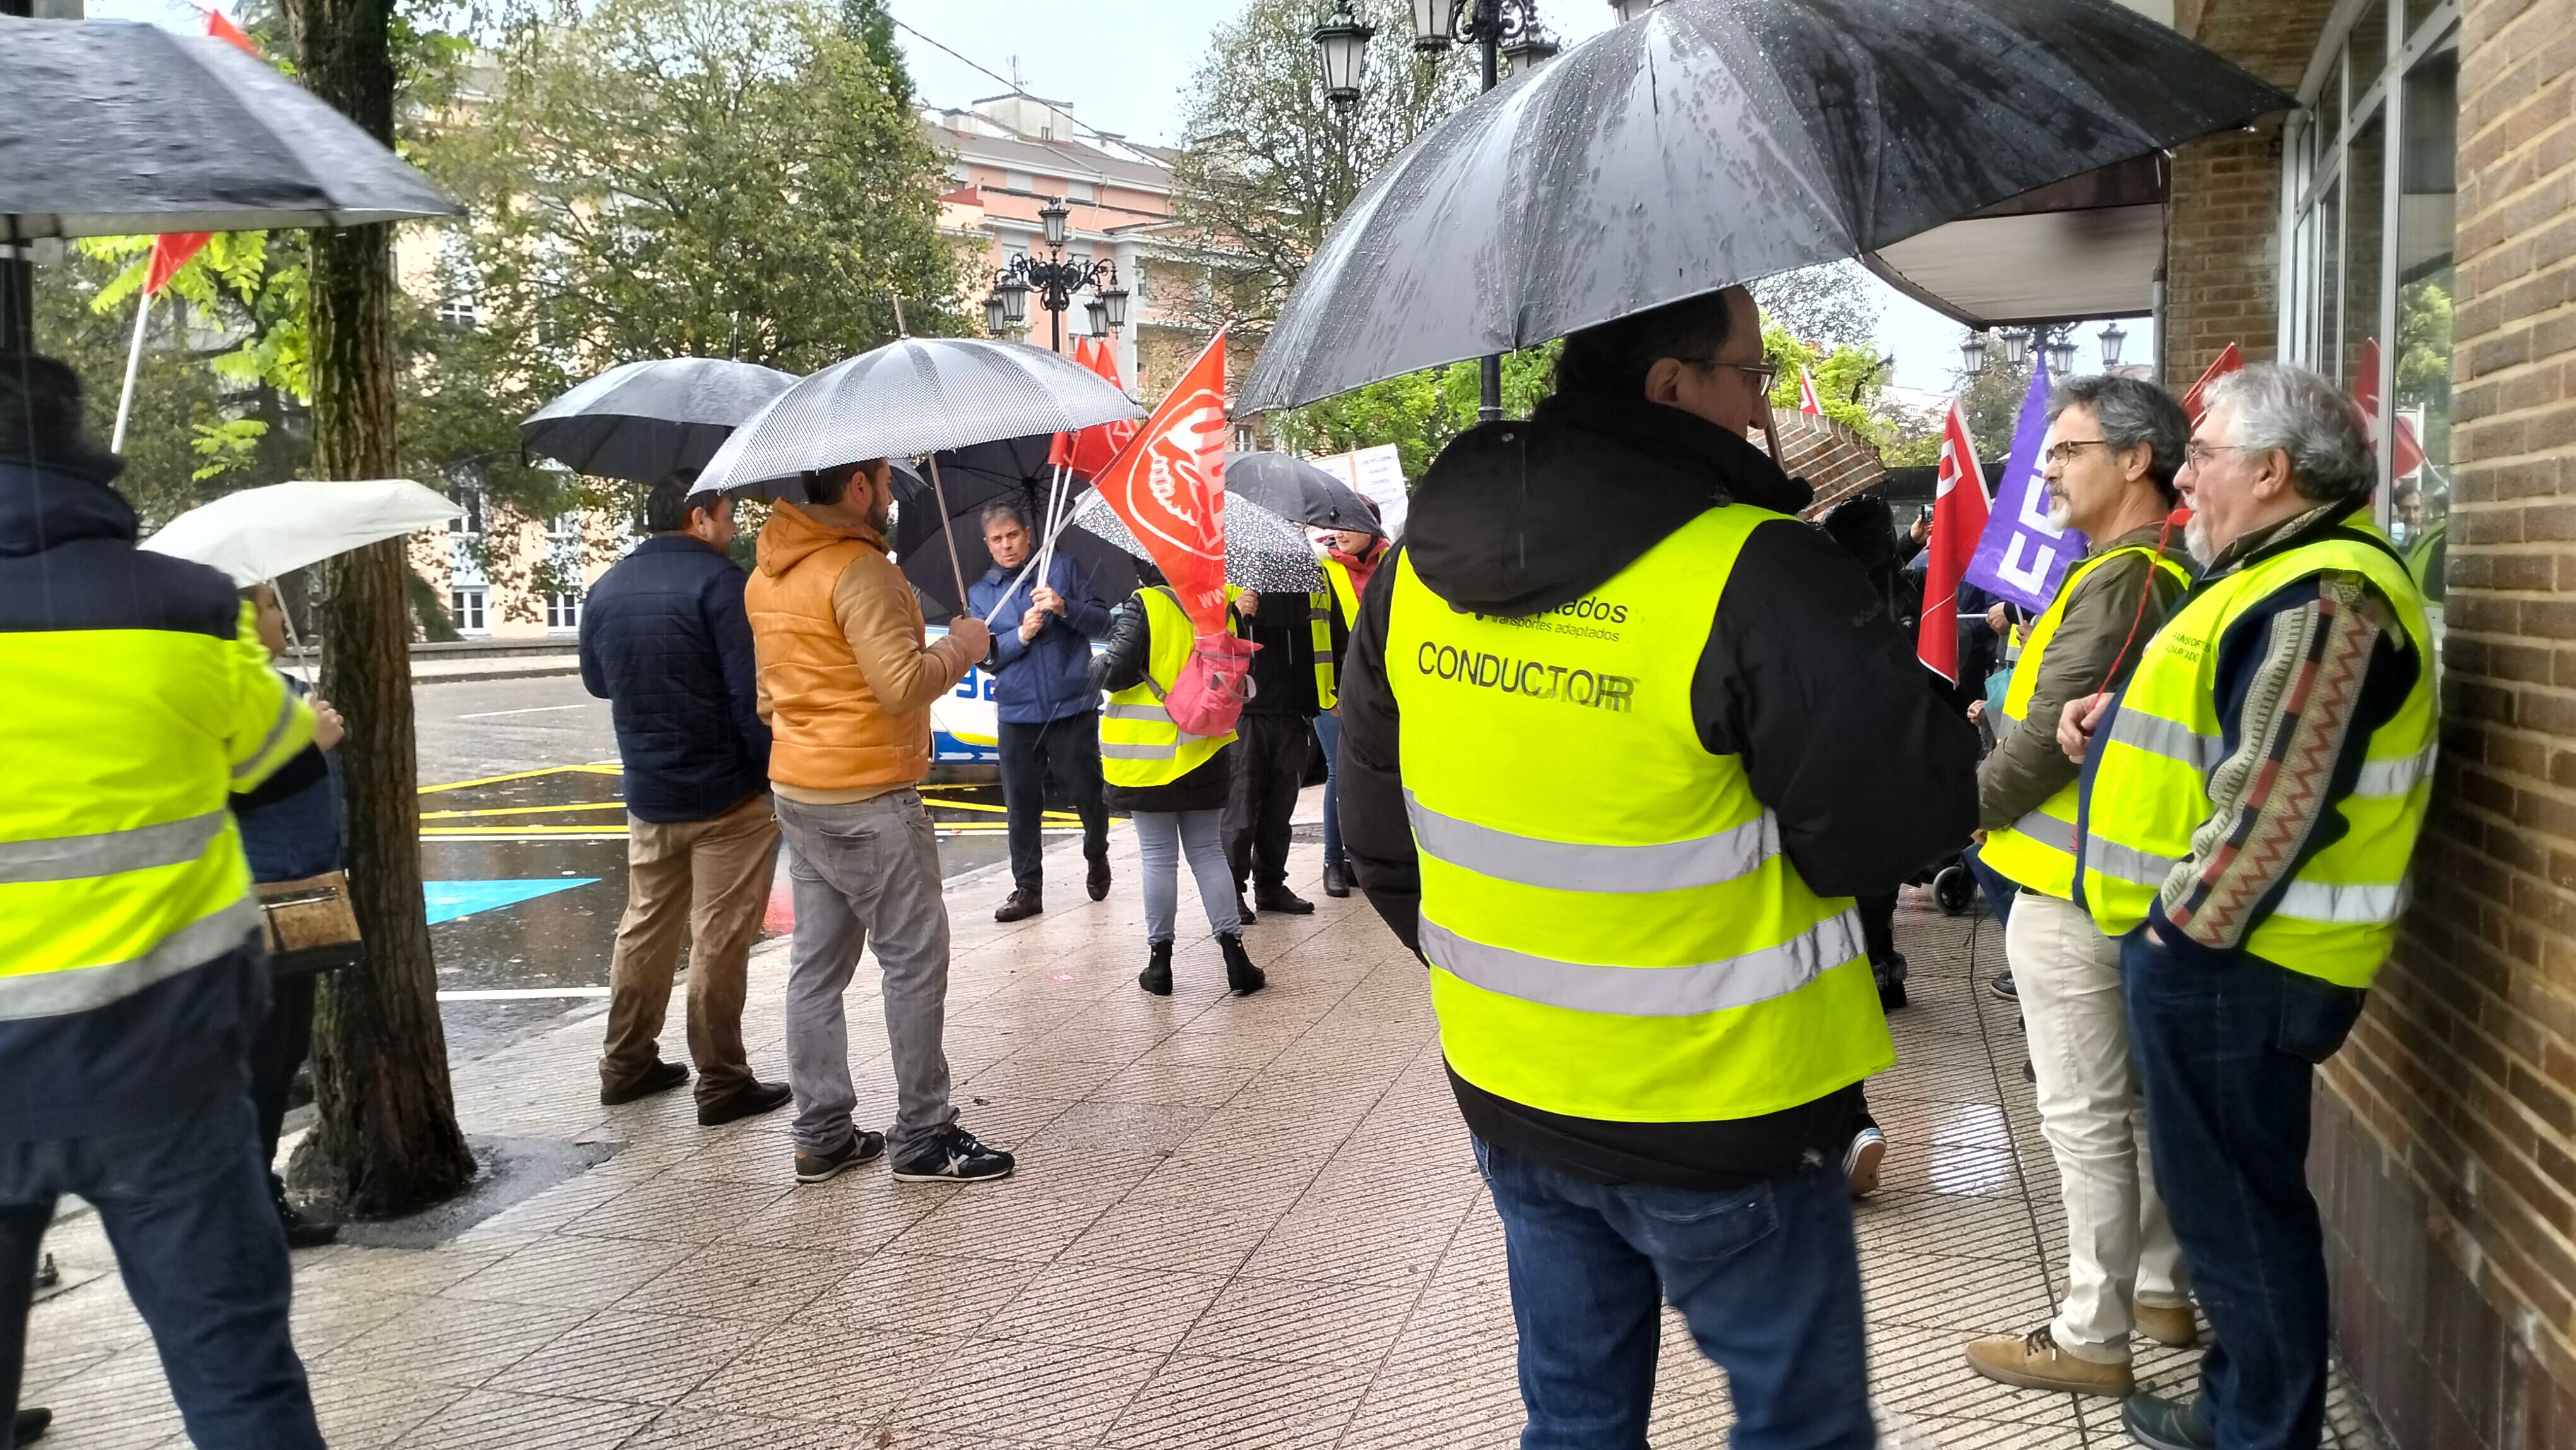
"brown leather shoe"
1963,1326,2133,1397
993,889,1042,923
2135,1301,2200,1348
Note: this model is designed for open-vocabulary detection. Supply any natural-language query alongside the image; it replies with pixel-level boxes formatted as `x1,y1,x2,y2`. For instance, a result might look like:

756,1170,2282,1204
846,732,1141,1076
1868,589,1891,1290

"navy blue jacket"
579,536,770,823
968,553,1112,726
235,674,344,882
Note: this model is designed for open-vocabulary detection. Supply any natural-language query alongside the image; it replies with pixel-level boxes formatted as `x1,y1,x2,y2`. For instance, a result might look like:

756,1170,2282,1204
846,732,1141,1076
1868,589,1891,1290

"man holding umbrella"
1335,287,1977,1445
745,459,1013,1185
969,501,1114,924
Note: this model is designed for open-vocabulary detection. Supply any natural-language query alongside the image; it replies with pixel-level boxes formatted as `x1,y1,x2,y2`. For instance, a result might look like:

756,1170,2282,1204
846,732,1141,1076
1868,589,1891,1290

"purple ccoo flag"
1964,357,2082,613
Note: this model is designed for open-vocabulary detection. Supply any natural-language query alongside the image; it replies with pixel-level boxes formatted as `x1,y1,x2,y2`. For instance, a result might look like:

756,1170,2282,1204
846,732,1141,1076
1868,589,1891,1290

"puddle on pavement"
415,765,1089,1062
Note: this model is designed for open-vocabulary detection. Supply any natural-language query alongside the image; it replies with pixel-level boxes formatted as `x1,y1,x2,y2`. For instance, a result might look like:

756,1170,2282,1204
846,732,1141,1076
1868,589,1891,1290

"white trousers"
2007,889,2191,1363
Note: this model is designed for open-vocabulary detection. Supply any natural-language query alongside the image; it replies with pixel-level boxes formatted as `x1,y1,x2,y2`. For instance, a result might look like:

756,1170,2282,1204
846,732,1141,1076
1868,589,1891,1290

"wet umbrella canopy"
0,18,462,238
1238,0,2291,413
520,359,799,483
1224,452,1382,536
1067,490,1326,596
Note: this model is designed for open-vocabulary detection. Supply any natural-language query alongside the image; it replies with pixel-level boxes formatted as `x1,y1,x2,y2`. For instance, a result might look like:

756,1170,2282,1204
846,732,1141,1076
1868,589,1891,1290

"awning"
1863,155,2166,330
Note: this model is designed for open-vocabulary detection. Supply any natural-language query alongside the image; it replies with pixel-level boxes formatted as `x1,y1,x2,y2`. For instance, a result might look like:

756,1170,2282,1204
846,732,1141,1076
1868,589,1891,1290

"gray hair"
2048,373,2190,503
979,501,1029,532
2201,362,2374,503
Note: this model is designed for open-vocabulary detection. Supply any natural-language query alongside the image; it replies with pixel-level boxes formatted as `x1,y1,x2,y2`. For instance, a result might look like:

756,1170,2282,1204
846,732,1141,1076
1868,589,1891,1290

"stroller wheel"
1933,863,1974,916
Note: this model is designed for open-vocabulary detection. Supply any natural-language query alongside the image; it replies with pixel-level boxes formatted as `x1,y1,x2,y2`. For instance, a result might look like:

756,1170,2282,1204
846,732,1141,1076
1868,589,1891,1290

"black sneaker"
892,1126,1015,1183
2121,1392,2216,1450
1873,952,1909,1011
1087,856,1112,902
275,1192,338,1250
600,1060,689,1105
1989,970,2018,1000
994,889,1042,923
1254,885,1316,915
794,1130,886,1184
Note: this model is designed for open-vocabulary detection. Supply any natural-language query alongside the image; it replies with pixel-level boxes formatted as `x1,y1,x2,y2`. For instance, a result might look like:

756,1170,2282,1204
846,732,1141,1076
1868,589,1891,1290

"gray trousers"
1133,808,1240,945
774,791,956,1161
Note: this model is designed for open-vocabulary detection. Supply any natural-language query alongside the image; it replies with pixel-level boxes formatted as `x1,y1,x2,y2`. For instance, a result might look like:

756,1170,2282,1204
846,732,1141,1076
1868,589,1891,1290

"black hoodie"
1337,392,1979,1189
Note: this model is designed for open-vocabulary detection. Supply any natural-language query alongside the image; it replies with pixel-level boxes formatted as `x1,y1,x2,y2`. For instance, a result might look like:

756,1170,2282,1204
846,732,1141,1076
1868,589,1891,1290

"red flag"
2350,337,2426,479
203,6,259,55
1092,329,1232,633
1918,402,1992,682
145,234,211,294
2178,343,2243,428
1066,335,1139,482
1796,366,1825,417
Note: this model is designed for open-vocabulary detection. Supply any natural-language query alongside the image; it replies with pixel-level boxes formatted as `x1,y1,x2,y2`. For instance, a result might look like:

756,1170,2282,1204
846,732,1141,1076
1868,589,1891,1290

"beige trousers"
599,791,780,1103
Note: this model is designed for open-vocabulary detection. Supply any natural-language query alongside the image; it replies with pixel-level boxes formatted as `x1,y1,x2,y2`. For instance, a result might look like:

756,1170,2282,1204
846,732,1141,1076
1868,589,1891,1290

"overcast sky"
86,0,2138,393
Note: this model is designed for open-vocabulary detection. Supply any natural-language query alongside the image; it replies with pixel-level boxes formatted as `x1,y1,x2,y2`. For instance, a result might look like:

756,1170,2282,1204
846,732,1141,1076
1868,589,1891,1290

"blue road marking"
425,878,600,925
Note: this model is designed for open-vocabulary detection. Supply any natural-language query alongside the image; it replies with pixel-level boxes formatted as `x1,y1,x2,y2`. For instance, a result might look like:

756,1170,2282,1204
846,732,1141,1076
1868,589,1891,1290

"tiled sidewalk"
22,824,2387,1449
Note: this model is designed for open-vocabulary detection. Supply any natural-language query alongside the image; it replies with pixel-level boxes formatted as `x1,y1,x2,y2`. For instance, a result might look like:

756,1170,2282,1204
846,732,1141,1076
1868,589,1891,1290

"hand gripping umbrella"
1066,489,1326,596
1237,0,2293,414
692,337,1142,609
520,359,800,483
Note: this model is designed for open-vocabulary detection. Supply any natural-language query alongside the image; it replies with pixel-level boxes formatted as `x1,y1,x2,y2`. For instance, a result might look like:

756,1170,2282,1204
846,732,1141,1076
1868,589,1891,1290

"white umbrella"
142,478,462,585
142,479,463,683
695,336,1142,606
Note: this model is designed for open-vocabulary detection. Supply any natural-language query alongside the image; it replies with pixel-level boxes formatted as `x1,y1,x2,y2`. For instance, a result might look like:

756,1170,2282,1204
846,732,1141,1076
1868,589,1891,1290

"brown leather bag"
256,871,365,978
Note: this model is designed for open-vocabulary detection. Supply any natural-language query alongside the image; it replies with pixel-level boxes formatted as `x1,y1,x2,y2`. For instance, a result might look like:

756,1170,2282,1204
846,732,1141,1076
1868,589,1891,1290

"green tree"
1761,321,1893,440
1170,0,1474,333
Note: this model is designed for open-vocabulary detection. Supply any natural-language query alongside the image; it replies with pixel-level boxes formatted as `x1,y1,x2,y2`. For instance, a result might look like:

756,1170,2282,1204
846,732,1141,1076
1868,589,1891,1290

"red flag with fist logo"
1092,329,1232,633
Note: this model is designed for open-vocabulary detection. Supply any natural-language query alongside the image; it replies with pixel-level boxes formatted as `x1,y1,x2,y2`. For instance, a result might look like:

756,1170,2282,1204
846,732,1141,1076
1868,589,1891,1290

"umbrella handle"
921,453,972,615
270,577,318,691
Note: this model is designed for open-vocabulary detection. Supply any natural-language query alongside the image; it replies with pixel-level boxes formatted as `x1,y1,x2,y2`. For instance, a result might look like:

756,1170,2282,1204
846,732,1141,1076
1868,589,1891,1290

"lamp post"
1959,332,1990,376
1999,327,2032,371
981,196,1128,353
2098,321,2128,371
2043,333,2077,379
1321,0,1554,423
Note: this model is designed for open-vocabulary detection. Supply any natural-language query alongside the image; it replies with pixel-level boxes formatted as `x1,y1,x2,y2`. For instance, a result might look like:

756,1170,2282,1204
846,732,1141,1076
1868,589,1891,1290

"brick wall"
2322,0,2576,1444
2170,3,2576,1446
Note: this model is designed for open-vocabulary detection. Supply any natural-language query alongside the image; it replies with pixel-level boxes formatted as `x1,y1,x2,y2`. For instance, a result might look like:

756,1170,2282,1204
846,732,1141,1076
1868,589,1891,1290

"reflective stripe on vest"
1309,589,1339,711
1980,544,2191,899
1099,588,1234,786
1387,508,1892,1123
2078,525,2438,988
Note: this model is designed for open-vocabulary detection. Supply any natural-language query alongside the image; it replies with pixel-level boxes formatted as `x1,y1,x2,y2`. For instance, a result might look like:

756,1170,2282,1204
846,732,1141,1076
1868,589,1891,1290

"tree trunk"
285,0,477,1216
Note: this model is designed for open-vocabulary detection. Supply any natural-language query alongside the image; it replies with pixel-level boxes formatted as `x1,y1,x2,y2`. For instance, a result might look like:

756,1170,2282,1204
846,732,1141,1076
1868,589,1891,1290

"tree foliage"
1170,0,1474,333
1753,261,1882,354
1270,346,1558,481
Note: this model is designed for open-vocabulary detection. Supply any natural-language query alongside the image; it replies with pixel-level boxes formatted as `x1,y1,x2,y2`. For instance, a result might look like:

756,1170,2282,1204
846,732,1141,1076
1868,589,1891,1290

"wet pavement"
414,675,1087,1062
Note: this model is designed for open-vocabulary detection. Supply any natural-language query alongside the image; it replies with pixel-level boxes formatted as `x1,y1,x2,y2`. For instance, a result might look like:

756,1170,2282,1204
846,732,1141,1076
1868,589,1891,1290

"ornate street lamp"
988,201,1123,352
1315,1,1374,111
982,291,1010,337
2044,333,2078,378
1321,0,1549,422
1960,332,1989,376
1999,327,2031,370
2099,321,2129,370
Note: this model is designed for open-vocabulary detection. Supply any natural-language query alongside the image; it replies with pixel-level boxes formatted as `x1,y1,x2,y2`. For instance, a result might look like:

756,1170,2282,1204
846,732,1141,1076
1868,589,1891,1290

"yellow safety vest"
1099,586,1236,788
1979,544,2193,899
1308,588,1339,712
2078,525,2437,987
1,599,314,1018
1387,506,1892,1123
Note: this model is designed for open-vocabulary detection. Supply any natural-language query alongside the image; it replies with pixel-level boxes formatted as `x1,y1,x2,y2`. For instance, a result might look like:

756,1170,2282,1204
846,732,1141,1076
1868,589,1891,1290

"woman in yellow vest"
1311,518,1385,899
2060,364,2438,1450
1091,576,1265,996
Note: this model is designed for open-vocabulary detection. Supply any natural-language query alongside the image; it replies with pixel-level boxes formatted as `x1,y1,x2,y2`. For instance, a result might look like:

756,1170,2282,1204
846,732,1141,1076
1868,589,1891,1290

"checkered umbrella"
1067,489,1325,594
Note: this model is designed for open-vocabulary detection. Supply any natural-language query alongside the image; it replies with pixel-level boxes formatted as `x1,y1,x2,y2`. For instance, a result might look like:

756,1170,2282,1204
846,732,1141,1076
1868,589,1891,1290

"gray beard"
2045,496,2075,532
2184,515,2212,565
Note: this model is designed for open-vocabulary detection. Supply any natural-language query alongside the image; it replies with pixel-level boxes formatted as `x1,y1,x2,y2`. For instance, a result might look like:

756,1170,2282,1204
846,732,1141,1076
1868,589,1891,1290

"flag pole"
110,286,151,453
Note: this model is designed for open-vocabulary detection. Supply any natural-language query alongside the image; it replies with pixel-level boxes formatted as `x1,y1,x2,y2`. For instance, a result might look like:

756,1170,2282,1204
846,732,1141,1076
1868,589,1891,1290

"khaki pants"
599,791,780,1103
2008,889,2190,1363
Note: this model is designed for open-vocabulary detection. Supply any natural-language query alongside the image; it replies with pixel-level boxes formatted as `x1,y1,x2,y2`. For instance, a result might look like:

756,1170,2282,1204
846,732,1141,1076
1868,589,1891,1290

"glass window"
1066,179,1095,203
2405,0,2445,41
2395,45,2457,608
547,592,582,630
2350,0,2391,113
451,588,487,633
1005,170,1034,193
2323,52,2345,143
2343,111,2388,467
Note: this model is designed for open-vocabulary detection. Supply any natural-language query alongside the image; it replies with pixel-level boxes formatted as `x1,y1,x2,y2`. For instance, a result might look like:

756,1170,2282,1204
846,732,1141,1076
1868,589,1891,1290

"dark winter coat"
1089,589,1234,814
579,535,770,824
968,553,1112,726
234,673,343,883
1236,591,1319,717
1337,391,1981,1189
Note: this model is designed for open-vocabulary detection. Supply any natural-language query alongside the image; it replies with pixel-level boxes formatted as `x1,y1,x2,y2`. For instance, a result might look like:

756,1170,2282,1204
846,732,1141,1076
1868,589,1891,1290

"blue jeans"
1473,1137,1873,1450
1314,710,1344,870
1,1096,321,1449
1964,839,2017,926
1132,808,1240,944
2123,930,2365,1450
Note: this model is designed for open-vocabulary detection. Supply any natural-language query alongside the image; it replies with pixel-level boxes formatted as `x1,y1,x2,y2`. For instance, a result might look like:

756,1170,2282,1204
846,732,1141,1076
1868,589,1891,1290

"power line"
888,15,1150,159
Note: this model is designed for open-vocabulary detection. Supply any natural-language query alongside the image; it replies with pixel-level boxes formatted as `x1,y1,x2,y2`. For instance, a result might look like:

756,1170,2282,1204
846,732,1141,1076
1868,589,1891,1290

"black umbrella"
1224,451,1382,536
1237,0,2292,413
520,359,799,483
0,18,462,239
890,436,1136,618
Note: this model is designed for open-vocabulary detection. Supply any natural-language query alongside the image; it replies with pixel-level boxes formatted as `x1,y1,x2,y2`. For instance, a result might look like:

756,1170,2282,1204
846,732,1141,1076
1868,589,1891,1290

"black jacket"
1339,392,1981,1189
1236,590,1318,717
579,536,770,824
1090,589,1234,814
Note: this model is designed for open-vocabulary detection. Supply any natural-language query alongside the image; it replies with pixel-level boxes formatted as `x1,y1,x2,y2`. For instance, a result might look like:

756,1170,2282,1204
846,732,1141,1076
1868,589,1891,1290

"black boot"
1219,933,1266,996
1323,863,1351,899
1873,951,1909,1011
1138,940,1174,996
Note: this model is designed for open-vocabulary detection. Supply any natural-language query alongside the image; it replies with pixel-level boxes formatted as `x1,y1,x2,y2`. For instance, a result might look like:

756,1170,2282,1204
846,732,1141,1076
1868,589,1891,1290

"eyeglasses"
2042,438,2111,467
2183,441,2263,469
1698,358,1779,390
